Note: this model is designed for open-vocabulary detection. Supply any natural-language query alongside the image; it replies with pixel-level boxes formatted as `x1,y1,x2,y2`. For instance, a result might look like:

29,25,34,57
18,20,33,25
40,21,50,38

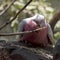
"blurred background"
0,0,60,42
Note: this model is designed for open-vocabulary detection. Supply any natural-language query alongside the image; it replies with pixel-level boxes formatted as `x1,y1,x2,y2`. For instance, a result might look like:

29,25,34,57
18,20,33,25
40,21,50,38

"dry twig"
0,27,46,36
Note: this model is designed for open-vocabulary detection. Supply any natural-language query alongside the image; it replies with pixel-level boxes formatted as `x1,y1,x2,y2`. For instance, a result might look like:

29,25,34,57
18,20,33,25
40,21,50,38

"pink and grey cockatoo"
18,14,54,46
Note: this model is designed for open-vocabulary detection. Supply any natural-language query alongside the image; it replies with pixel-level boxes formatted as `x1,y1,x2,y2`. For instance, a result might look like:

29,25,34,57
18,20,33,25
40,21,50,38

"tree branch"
0,0,16,16
0,27,46,36
49,10,60,31
0,0,32,30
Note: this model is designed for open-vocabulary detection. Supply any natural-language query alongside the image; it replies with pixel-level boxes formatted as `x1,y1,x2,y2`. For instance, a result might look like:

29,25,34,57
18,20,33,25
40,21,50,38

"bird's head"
33,14,46,27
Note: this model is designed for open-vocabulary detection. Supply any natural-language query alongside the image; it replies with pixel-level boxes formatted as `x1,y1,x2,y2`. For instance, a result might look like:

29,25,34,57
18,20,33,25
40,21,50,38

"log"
0,40,53,60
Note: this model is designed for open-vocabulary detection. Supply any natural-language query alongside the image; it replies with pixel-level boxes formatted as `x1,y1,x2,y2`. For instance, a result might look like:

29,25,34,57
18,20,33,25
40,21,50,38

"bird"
18,14,54,47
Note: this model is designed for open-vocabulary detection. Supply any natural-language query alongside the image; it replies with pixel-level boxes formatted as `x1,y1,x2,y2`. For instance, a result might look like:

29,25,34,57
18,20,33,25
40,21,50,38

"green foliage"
12,0,55,31
54,32,60,40
13,0,54,21
55,21,60,28
14,2,24,9
54,21,60,40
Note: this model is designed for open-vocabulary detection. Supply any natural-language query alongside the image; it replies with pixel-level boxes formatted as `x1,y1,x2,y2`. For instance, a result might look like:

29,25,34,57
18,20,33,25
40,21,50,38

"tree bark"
0,41,53,60
49,10,60,32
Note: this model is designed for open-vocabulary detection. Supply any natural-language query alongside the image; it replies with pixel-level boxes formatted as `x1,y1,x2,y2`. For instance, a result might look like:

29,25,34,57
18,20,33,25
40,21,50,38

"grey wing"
18,20,26,38
18,20,26,32
47,23,54,44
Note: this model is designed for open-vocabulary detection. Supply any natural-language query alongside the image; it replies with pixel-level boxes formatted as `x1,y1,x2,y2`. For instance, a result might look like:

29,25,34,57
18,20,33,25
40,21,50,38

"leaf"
26,5,36,10
14,1,24,9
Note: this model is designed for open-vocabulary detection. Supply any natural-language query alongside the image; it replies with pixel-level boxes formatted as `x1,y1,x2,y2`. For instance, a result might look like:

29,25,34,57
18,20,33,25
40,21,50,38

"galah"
18,14,54,47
